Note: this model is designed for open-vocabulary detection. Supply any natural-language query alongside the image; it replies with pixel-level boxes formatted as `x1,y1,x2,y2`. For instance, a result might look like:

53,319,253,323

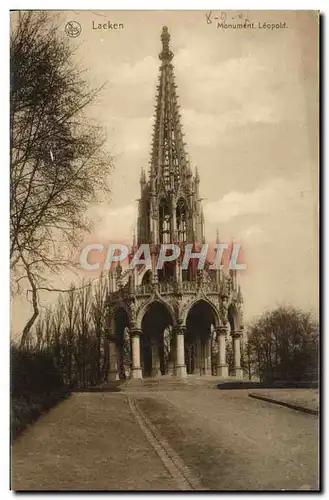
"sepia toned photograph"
10,10,319,491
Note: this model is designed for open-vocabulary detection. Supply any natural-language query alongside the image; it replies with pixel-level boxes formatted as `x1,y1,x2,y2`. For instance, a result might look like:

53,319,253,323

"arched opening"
114,307,131,379
228,304,238,331
182,260,196,282
159,197,171,244
181,243,199,282
157,246,175,283
185,300,218,375
176,197,187,243
141,301,174,377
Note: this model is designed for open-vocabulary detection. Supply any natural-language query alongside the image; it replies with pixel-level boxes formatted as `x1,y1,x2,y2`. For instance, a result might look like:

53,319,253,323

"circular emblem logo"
65,21,82,38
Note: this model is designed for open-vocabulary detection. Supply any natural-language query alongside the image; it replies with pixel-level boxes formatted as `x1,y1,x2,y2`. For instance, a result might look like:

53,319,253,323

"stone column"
187,345,193,374
168,333,176,375
130,328,143,379
231,331,244,379
201,342,206,375
175,327,187,378
216,326,229,378
204,336,212,376
151,339,161,377
116,343,125,379
192,341,198,374
195,338,202,375
108,337,119,381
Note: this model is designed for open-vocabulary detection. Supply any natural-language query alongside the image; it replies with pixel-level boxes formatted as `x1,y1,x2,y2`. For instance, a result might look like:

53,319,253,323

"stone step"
100,375,239,392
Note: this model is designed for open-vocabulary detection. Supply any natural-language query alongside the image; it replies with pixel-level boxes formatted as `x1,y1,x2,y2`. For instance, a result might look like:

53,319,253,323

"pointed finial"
132,228,136,248
195,166,200,183
237,285,243,303
216,228,220,244
140,167,146,184
159,26,174,61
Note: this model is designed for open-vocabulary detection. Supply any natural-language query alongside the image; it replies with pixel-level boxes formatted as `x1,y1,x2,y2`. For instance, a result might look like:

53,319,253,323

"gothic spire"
149,27,189,195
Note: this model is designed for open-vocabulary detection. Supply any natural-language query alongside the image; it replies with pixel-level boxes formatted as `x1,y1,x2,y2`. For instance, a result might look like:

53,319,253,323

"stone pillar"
216,326,229,378
204,336,212,376
232,331,244,379
195,338,202,375
108,337,119,381
130,329,143,379
168,333,176,375
187,345,193,374
192,341,198,374
116,343,125,379
175,327,187,378
201,342,206,375
151,339,161,377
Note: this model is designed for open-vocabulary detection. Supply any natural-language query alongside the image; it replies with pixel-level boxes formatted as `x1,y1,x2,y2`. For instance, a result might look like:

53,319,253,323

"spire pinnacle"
216,228,220,244
140,167,146,184
159,26,174,61
195,166,200,183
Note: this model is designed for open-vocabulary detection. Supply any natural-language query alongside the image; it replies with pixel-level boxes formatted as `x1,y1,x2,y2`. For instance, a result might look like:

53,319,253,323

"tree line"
243,306,319,383
19,293,319,388
20,277,110,389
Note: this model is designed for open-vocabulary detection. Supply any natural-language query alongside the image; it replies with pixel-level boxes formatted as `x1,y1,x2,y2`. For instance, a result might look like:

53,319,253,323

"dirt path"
11,387,319,491
11,392,177,491
134,388,319,491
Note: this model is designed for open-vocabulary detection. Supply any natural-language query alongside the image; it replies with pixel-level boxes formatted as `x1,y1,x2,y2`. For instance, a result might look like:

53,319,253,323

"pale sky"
11,10,319,336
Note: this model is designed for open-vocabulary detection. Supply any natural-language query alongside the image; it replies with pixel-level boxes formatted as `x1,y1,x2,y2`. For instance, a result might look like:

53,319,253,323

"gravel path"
11,387,319,491
134,388,319,491
11,392,177,491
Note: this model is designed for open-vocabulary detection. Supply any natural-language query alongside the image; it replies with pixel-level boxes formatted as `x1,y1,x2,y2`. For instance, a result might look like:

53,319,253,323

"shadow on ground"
72,382,122,393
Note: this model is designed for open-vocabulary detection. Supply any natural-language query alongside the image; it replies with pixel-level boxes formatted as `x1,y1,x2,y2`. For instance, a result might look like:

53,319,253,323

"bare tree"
90,275,108,381
10,12,112,345
22,274,110,390
62,285,78,385
75,282,92,388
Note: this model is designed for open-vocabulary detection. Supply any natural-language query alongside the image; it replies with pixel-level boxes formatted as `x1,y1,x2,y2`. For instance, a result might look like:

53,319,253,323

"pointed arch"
136,297,176,330
181,298,220,328
159,197,171,243
112,302,132,326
